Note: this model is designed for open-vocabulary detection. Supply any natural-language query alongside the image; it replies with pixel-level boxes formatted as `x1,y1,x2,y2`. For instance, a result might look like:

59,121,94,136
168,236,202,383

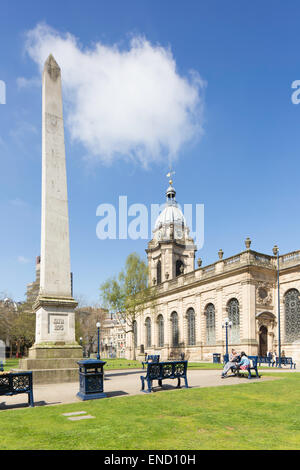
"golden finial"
166,169,175,186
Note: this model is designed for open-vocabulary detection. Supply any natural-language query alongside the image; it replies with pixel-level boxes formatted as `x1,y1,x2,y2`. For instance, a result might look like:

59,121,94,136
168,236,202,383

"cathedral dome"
154,204,186,230
154,179,186,231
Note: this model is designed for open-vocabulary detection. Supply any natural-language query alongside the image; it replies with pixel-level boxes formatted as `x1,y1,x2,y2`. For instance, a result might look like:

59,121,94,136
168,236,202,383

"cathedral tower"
146,175,196,286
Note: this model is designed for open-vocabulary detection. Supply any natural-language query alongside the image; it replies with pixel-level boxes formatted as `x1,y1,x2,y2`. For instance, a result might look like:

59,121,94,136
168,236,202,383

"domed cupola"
154,177,187,239
146,172,197,286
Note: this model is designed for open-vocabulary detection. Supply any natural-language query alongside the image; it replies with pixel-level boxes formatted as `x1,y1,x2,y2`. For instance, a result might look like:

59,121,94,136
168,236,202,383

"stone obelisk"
19,55,82,383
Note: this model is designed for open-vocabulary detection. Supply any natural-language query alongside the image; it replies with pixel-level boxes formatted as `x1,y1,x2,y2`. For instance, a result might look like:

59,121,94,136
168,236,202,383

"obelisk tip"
44,54,61,81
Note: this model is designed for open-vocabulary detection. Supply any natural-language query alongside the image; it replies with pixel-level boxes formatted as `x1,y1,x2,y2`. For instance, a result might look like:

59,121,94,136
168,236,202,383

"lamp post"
273,245,281,368
222,317,232,360
96,322,101,360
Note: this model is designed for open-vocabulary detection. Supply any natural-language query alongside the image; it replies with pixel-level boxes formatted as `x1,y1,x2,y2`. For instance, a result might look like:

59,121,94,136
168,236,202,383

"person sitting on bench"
221,349,240,378
233,351,250,373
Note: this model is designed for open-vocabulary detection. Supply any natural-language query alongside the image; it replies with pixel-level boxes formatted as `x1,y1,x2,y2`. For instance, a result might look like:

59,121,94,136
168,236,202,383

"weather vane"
166,166,175,185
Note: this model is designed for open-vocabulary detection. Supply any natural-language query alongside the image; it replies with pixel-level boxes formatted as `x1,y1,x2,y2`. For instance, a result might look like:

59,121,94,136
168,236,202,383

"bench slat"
140,360,189,393
0,372,34,407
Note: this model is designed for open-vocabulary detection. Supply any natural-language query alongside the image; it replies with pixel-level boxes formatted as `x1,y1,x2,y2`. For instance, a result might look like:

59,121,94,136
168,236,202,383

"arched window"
157,314,164,347
133,320,137,348
227,298,240,344
176,260,184,277
205,303,216,345
187,308,196,345
145,317,151,348
284,288,300,342
171,311,179,346
157,260,162,285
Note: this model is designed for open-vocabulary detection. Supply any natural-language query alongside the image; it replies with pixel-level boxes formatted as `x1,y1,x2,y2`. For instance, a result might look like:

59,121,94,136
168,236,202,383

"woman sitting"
234,352,250,372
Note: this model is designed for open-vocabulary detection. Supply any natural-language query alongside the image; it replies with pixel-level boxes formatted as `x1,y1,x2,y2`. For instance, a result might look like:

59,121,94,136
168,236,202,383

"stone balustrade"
151,249,300,297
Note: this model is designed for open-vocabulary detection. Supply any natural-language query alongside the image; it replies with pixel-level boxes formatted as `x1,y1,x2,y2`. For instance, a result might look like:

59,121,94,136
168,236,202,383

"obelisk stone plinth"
19,55,82,383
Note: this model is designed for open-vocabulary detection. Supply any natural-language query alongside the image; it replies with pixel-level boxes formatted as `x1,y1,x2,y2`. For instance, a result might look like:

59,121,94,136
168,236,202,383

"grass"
102,358,224,370
3,357,282,372
2,359,19,371
0,372,299,450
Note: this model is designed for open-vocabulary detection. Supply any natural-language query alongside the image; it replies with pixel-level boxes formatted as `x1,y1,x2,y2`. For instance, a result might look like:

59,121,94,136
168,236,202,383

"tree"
0,296,35,358
11,301,35,357
0,295,17,357
100,252,150,360
75,305,107,356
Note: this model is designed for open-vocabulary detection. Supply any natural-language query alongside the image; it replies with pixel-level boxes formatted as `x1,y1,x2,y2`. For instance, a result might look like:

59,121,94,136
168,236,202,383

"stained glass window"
187,308,196,345
145,317,151,348
133,320,137,348
284,289,300,342
227,298,240,344
157,314,164,347
157,260,162,285
205,303,216,345
171,311,179,346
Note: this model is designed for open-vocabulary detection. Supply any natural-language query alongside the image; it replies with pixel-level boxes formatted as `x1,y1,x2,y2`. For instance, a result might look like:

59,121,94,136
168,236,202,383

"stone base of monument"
16,344,83,384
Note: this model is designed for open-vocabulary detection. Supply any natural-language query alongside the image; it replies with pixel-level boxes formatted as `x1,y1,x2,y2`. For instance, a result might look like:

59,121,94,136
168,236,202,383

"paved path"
0,367,287,411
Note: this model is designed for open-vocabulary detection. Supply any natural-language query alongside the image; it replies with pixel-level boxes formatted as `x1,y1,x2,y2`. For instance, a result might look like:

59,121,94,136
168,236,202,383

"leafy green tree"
100,253,150,360
11,302,35,357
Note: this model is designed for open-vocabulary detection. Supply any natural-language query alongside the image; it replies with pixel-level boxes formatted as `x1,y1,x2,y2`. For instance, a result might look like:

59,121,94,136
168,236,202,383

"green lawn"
0,372,299,450
2,359,19,371
102,358,223,370
4,357,280,372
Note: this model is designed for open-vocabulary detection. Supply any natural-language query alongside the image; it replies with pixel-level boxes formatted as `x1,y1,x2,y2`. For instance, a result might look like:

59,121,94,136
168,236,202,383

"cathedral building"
131,178,300,363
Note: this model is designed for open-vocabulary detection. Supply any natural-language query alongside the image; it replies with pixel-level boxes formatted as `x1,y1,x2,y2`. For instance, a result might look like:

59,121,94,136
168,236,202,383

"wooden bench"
142,354,160,370
275,357,296,369
140,360,189,393
0,371,34,407
232,356,260,379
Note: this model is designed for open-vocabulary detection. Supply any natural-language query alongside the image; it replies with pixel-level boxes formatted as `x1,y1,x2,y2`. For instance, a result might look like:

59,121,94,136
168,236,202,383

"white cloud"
24,23,206,167
17,256,30,264
10,198,29,208
16,76,40,89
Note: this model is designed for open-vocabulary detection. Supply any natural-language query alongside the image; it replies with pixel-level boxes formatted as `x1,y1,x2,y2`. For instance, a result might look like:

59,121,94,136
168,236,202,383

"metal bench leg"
184,376,189,388
177,377,181,388
140,376,145,391
147,379,152,393
158,379,162,387
28,390,34,407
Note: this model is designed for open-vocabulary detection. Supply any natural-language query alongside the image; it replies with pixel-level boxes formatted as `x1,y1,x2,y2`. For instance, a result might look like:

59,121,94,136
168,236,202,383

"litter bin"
77,359,107,401
213,353,221,364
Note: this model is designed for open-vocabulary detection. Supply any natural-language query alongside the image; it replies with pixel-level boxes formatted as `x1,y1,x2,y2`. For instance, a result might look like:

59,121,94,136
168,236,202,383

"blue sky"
1,1,300,303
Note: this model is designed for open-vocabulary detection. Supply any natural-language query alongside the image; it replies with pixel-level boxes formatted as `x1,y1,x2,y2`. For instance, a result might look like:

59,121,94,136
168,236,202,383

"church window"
157,314,164,347
205,303,216,345
176,260,184,277
145,317,151,348
187,308,196,345
157,260,162,284
284,288,300,342
171,311,179,346
227,298,240,344
133,320,137,348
